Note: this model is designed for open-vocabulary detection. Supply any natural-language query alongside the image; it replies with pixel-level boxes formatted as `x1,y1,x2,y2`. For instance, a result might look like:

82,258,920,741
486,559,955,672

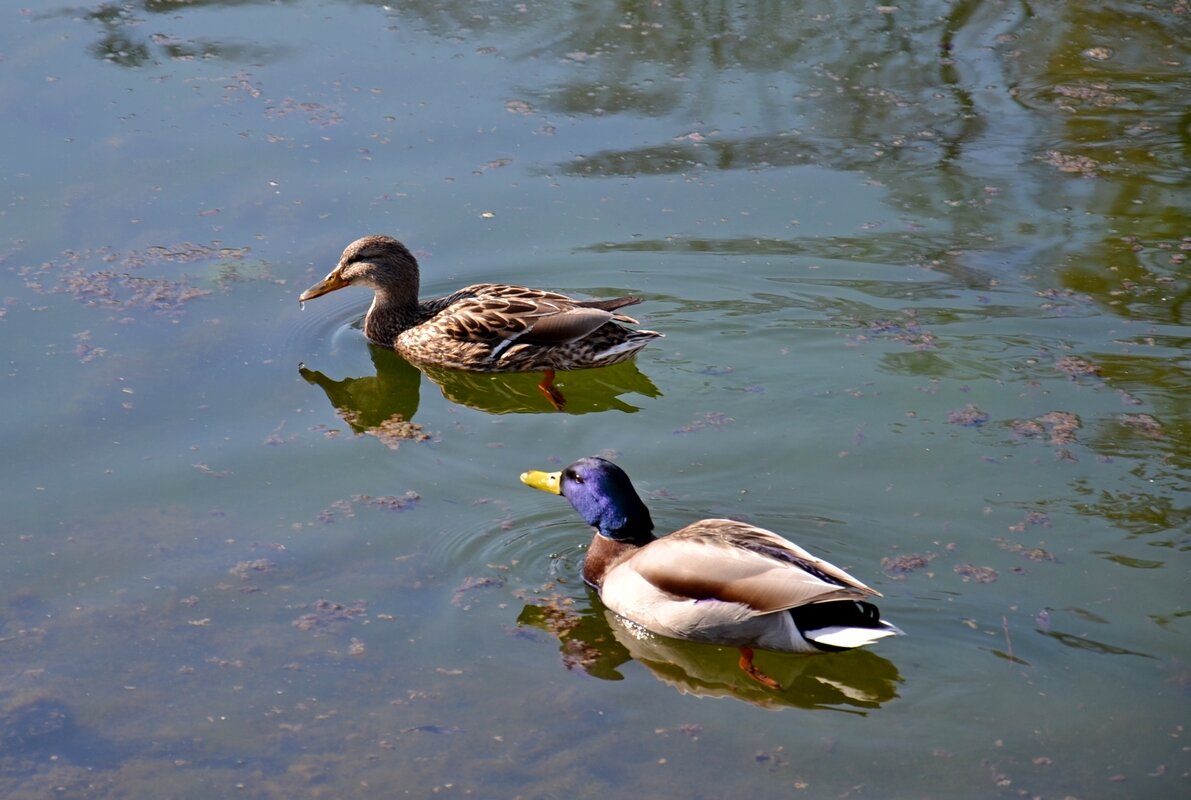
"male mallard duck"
300,236,662,406
520,457,902,688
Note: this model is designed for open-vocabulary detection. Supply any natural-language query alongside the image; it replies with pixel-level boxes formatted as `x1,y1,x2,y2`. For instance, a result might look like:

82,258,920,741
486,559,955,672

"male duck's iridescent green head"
521,457,654,543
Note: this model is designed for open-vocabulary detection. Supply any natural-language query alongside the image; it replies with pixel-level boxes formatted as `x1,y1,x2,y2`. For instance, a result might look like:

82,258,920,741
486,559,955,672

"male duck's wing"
625,519,880,615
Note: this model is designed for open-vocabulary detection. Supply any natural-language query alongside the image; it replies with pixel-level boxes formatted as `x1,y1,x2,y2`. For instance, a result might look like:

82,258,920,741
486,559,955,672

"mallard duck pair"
522,458,902,688
300,235,661,407
302,237,901,688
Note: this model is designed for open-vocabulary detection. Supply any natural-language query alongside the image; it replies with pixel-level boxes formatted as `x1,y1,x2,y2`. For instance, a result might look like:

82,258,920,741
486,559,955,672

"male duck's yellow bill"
520,470,562,495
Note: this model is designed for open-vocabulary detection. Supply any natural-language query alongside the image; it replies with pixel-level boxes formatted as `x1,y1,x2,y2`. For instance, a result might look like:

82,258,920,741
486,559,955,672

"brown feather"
518,308,617,344
576,296,642,312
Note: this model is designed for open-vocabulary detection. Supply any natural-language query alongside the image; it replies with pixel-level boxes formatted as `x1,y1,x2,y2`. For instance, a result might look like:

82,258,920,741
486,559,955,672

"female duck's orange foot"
738,646,782,691
537,369,567,410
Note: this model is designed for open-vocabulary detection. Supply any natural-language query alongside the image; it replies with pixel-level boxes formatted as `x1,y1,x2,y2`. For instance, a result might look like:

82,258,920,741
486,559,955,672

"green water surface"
1,1,1188,798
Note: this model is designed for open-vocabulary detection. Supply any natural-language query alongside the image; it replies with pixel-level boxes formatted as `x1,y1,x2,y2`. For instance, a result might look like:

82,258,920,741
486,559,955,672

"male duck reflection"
520,457,902,689
300,236,662,407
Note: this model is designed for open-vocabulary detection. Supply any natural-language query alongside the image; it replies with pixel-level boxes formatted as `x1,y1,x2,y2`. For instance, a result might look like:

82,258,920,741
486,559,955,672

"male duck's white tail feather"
806,621,904,650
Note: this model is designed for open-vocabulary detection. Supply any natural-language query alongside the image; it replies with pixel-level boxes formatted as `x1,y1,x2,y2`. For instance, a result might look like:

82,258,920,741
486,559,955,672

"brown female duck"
300,236,662,405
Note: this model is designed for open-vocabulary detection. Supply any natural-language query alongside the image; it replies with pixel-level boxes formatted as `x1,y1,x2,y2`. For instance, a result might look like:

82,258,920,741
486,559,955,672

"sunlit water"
2,2,1188,798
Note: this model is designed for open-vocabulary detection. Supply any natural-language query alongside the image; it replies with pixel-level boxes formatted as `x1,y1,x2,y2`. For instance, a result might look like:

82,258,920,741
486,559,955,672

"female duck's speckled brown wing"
398,283,661,372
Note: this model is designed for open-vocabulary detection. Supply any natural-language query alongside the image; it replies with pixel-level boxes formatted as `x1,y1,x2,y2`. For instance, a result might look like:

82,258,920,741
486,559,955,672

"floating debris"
881,552,937,574
1034,287,1100,318
1052,83,1126,107
954,563,998,583
353,492,421,512
340,410,431,449
315,493,419,525
451,576,505,610
865,316,937,349
1118,413,1164,439
754,745,787,771
193,463,232,478
316,498,356,524
1041,149,1099,176
228,559,277,580
475,158,513,174
1009,411,1081,445
674,411,735,434
994,538,1057,562
262,97,342,127
512,588,611,673
1009,419,1045,438
1054,355,1102,379
947,404,989,427
403,724,464,735
72,330,107,364
35,243,248,317
292,599,368,631
263,421,295,447
1007,511,1051,531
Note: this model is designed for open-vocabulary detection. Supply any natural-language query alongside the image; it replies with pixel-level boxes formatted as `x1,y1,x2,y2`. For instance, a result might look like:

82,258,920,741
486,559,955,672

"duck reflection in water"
299,343,662,434
516,599,902,712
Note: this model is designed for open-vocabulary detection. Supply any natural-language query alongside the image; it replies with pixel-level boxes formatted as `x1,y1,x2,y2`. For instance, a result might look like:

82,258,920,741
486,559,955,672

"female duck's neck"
364,291,420,344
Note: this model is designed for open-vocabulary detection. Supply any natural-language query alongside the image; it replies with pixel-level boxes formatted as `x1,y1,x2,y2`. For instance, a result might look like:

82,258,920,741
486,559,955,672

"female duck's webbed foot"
738,646,782,691
537,369,567,410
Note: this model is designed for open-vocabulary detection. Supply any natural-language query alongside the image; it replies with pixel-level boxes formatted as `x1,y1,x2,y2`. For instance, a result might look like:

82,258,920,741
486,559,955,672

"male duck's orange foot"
738,646,782,691
537,369,567,410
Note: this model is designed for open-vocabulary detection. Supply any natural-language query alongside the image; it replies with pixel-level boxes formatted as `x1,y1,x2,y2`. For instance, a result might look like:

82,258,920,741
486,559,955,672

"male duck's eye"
566,470,583,484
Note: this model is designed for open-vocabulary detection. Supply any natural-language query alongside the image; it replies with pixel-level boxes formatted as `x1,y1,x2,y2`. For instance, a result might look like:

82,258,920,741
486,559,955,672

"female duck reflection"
299,345,662,432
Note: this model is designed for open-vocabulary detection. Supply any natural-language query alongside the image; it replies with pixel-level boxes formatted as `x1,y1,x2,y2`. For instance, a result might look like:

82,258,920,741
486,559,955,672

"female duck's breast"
395,328,497,371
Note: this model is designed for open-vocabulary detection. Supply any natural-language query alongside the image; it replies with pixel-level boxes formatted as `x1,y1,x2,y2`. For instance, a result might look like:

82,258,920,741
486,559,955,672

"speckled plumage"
300,235,662,372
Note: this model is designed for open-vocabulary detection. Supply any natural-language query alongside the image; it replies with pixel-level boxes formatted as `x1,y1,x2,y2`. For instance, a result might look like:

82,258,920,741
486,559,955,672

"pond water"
2,1,1189,797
